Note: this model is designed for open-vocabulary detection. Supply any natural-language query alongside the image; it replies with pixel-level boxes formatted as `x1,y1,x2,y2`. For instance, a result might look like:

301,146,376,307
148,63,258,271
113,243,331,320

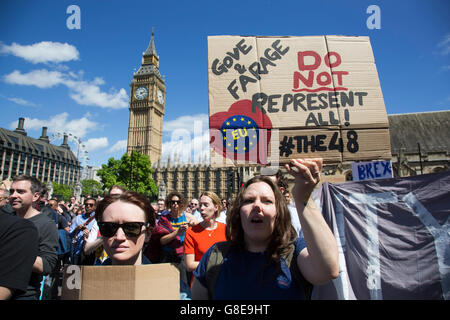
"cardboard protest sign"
351,160,393,181
61,264,180,300
208,35,391,166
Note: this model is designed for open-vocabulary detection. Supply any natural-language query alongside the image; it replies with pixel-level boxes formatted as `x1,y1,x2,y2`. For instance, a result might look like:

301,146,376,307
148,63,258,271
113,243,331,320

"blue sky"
0,0,449,168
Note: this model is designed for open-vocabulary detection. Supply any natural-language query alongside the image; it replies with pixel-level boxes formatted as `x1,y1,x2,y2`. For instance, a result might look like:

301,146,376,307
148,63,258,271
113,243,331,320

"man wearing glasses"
189,198,203,222
69,198,97,265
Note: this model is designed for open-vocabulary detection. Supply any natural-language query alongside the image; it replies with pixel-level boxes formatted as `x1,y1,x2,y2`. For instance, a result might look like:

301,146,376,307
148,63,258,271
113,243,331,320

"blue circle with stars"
220,115,259,154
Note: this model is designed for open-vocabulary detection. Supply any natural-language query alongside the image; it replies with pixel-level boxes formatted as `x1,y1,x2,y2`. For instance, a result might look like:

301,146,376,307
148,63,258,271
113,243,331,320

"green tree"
81,179,104,197
52,182,73,201
97,151,158,200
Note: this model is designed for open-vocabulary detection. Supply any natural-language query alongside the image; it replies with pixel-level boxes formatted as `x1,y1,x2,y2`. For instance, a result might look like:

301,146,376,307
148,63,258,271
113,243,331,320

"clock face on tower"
134,86,148,100
157,89,164,104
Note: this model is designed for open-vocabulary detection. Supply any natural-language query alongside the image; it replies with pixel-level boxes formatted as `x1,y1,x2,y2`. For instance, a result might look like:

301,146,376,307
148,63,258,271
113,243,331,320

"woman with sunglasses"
159,191,198,259
192,158,339,300
147,192,198,287
95,191,155,265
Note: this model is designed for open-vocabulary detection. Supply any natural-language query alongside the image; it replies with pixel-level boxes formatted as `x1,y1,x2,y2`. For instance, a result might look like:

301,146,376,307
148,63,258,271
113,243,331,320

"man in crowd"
9,175,58,299
189,198,203,222
48,199,70,232
155,197,166,223
157,198,166,213
69,197,97,265
0,181,15,215
1,182,39,300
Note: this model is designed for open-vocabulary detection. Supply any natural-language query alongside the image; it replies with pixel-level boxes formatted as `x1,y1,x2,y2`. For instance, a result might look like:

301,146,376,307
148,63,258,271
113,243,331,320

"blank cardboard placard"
61,264,180,300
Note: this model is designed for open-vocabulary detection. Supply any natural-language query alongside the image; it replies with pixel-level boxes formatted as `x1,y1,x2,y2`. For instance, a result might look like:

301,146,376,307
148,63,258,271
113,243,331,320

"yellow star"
233,118,236,121
241,117,244,121
250,142,253,146
248,121,251,125
227,143,231,147
223,137,227,140
226,122,230,126
253,135,257,138
243,147,246,151
234,146,238,150
222,129,226,132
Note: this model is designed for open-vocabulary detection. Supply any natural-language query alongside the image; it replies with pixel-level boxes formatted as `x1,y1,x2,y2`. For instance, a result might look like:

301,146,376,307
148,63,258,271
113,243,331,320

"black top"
14,212,59,299
0,212,38,298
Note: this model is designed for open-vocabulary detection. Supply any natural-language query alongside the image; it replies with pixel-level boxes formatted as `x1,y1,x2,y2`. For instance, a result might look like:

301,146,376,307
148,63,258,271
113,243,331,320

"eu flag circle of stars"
220,115,259,154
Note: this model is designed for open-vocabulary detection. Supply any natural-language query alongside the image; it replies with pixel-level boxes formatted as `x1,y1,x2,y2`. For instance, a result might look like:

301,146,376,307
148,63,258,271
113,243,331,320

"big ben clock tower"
127,30,165,164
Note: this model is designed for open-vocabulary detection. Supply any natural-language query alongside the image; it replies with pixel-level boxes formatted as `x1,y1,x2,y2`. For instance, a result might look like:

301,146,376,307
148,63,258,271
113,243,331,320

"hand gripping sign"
208,35,391,167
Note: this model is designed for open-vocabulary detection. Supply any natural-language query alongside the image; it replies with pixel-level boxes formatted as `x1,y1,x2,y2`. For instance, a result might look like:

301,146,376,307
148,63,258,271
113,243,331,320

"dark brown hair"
225,175,297,263
12,175,43,195
95,191,155,227
165,191,187,212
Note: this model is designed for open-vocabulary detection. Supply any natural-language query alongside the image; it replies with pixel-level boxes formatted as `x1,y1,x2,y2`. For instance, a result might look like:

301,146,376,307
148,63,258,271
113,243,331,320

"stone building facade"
152,159,258,201
0,118,80,185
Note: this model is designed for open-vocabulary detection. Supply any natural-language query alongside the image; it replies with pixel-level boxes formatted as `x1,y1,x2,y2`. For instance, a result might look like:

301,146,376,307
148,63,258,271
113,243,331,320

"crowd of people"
0,157,338,300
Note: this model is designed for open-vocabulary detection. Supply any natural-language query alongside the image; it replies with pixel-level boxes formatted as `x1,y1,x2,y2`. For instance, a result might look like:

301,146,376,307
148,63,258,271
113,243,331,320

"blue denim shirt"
68,213,96,255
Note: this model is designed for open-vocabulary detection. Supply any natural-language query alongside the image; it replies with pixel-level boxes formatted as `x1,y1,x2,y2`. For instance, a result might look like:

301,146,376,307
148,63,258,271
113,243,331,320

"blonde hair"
200,191,222,218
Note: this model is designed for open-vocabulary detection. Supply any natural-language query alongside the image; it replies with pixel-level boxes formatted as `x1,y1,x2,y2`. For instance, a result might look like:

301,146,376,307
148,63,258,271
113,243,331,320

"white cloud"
161,115,210,165
109,139,127,153
0,41,79,64
4,69,65,88
7,96,37,107
0,94,37,107
437,34,450,56
3,69,128,109
65,78,128,109
83,137,109,152
163,114,209,133
1,40,128,110
10,112,98,138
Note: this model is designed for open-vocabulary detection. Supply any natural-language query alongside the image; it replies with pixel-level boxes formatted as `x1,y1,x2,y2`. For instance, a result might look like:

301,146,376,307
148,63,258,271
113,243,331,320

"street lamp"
135,144,141,191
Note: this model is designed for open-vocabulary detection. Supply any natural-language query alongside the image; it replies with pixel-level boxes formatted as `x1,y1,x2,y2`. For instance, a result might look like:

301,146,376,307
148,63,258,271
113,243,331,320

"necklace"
203,221,217,237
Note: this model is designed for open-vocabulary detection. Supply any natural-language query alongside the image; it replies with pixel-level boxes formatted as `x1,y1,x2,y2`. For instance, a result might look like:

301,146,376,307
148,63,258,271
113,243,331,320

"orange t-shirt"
184,222,227,262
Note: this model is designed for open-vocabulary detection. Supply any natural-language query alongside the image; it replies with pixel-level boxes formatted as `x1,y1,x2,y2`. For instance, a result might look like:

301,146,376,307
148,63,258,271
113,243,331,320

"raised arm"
285,158,339,285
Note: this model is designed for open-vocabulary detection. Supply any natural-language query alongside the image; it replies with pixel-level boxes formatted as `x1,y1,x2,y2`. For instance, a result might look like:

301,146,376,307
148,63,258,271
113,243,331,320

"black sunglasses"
170,200,180,205
85,203,95,207
98,222,147,238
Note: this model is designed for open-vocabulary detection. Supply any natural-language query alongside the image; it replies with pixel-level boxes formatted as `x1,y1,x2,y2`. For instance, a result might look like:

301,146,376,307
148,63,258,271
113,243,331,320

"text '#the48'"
279,130,359,157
